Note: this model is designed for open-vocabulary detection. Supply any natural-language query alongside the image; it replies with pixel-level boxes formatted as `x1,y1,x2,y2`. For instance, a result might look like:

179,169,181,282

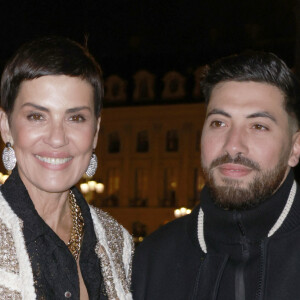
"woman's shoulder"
88,205,133,300
88,205,132,240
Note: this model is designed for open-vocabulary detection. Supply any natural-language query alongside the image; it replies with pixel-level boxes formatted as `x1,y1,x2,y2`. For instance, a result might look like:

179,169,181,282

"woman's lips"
35,155,72,165
218,163,253,177
34,154,73,169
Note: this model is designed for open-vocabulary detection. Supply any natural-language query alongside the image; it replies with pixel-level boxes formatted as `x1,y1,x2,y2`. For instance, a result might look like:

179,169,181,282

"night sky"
0,0,298,78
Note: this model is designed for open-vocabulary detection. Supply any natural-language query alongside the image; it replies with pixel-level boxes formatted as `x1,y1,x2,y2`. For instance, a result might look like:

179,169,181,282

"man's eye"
27,113,44,121
252,124,268,131
210,120,225,128
70,115,85,122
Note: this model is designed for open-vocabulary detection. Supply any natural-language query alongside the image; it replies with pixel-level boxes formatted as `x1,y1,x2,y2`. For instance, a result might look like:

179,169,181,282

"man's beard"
202,153,289,210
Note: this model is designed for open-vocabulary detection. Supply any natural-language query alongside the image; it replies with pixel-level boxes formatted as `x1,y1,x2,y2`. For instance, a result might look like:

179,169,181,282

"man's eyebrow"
206,109,277,124
246,112,277,124
206,109,231,118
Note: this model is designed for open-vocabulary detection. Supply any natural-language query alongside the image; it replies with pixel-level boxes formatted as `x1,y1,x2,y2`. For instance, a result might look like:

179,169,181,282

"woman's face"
1,75,100,194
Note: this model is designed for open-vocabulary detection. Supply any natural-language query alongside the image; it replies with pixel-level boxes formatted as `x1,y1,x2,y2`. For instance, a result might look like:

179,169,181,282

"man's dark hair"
201,51,300,126
1,36,103,118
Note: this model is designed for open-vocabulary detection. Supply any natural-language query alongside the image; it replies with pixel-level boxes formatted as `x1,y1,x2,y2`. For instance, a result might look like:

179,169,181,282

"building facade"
89,101,206,236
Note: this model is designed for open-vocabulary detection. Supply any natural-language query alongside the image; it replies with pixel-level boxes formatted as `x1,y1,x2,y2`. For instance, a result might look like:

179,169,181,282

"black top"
1,168,107,300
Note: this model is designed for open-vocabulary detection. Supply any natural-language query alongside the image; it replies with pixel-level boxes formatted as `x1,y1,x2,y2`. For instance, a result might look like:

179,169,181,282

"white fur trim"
0,269,21,292
90,207,132,299
0,191,36,299
122,227,132,279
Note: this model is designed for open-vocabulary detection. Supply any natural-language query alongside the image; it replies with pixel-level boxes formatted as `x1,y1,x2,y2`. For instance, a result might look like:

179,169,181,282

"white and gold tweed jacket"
0,191,133,300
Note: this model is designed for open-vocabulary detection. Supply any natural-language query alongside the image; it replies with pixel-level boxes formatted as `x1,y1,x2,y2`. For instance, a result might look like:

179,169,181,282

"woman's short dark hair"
201,51,300,125
1,36,103,118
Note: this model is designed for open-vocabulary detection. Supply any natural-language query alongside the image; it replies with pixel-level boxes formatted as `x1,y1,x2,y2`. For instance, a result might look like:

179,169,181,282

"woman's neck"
27,188,72,244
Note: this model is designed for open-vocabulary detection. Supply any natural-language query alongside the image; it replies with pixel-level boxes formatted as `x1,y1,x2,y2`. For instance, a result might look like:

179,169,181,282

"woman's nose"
43,121,69,148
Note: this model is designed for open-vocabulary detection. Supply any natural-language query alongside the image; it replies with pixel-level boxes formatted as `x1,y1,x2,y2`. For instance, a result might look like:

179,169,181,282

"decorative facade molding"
133,70,155,101
162,71,186,99
105,75,127,102
193,65,208,98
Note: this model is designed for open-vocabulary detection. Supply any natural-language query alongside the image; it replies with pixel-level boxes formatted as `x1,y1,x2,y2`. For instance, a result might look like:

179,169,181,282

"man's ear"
0,109,13,145
92,116,101,149
288,131,300,167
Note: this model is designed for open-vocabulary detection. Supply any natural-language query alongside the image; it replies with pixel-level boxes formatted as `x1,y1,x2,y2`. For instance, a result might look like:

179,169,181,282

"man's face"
201,81,298,209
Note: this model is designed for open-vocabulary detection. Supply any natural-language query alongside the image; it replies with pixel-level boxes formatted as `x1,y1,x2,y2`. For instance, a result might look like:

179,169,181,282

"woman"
0,37,133,299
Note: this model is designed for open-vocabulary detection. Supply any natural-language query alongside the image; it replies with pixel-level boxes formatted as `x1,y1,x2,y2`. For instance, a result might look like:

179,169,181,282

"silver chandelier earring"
85,152,98,177
2,142,16,171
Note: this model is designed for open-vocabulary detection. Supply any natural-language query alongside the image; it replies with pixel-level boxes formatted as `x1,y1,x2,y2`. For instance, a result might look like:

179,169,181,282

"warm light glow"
88,180,97,191
80,183,89,194
180,207,187,214
95,183,105,193
174,207,192,218
0,173,10,184
80,180,105,194
2,174,9,183
174,209,181,218
170,181,177,189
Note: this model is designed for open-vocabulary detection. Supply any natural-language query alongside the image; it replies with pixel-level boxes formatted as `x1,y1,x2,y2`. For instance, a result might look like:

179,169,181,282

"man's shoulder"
136,207,200,255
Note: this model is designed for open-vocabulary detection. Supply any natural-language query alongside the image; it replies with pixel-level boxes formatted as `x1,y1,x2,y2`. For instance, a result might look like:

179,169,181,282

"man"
132,52,300,300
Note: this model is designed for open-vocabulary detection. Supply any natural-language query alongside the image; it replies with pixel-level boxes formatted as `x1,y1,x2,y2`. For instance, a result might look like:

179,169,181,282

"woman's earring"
85,152,98,177
2,142,16,171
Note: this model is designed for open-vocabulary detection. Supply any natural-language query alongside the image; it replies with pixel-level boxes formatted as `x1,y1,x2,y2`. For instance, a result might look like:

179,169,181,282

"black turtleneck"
132,169,300,300
201,170,295,300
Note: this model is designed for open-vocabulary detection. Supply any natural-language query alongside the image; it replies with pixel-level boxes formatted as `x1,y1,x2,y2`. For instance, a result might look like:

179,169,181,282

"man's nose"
223,126,248,157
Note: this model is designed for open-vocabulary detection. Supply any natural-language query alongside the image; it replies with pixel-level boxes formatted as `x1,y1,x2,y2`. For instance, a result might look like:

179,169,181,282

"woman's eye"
210,120,225,128
69,115,85,122
27,113,44,121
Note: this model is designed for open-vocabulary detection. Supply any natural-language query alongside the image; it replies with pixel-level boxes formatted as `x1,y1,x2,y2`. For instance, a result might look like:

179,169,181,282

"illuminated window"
108,132,120,153
136,130,149,153
103,168,120,207
161,168,177,207
194,168,204,204
131,168,148,207
166,130,178,152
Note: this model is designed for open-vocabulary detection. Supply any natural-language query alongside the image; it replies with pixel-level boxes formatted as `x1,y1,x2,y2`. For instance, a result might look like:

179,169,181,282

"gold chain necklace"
67,190,84,260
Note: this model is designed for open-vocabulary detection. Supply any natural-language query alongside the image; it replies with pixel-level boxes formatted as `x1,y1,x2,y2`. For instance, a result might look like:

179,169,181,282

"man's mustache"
210,153,261,171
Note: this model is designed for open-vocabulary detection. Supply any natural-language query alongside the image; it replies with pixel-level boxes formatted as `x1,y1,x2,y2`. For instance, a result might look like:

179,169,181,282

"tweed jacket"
0,191,133,300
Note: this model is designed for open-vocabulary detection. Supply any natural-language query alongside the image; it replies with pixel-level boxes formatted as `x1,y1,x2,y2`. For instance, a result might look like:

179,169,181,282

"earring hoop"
2,142,16,171
85,152,98,177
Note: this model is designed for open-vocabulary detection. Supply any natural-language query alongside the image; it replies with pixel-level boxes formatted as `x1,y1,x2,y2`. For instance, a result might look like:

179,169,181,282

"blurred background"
0,0,299,244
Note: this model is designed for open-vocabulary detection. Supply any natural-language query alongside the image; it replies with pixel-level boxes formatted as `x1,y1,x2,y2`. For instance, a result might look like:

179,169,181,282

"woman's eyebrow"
21,103,92,114
21,102,49,112
66,106,91,114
